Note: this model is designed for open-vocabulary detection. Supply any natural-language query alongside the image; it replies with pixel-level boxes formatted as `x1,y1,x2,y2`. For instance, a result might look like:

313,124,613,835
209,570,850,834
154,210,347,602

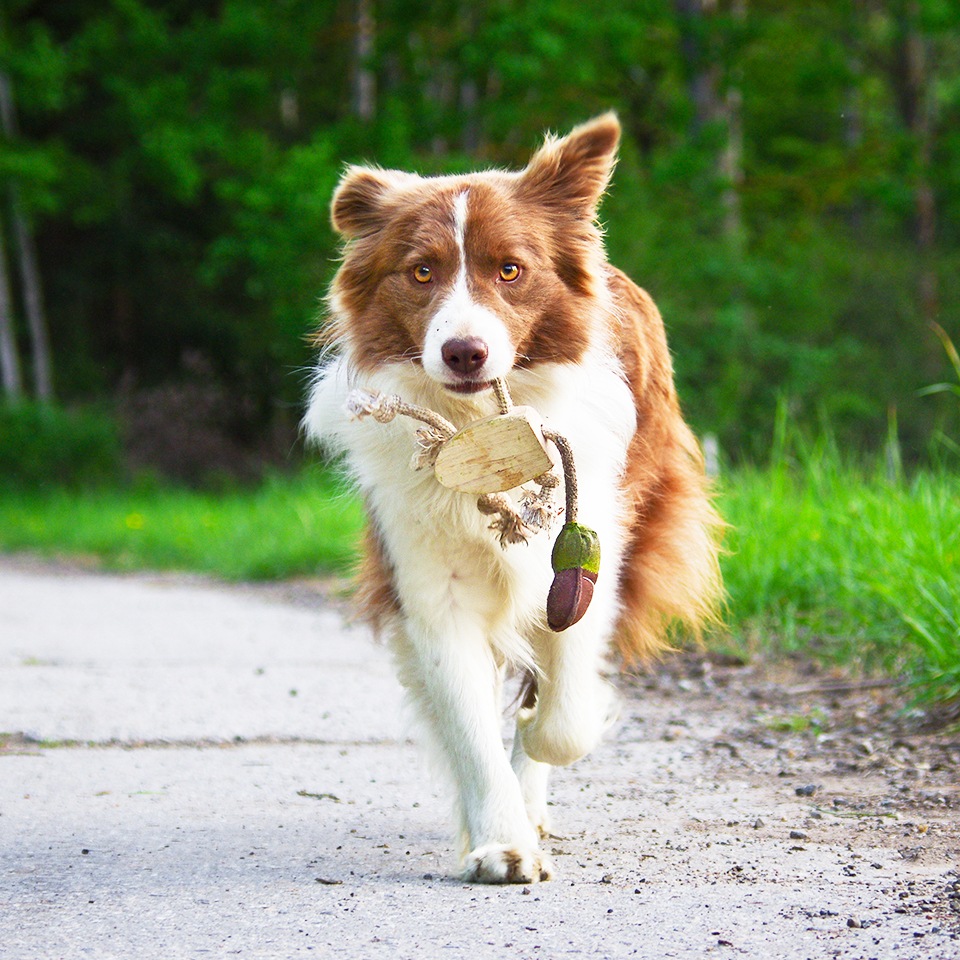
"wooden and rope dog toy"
346,378,600,631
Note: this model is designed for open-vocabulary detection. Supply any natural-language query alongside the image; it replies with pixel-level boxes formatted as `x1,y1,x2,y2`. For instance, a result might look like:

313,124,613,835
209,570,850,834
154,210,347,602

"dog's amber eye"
499,263,520,282
413,265,432,284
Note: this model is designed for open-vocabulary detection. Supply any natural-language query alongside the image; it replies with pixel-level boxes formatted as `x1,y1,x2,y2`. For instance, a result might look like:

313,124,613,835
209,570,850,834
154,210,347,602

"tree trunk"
843,2,865,233
0,71,53,400
351,0,376,122
720,0,746,241
0,215,23,400
10,193,53,399
459,78,480,154
458,2,481,154
893,1,938,359
676,0,744,240
676,0,721,134
908,27,938,330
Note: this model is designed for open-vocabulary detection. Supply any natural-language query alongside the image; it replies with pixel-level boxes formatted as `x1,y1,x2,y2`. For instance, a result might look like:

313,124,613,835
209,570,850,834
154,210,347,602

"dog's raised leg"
517,621,617,768
393,613,555,884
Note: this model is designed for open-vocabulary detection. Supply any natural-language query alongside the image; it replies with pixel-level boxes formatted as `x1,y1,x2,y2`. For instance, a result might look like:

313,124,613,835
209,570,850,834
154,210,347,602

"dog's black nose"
441,337,489,376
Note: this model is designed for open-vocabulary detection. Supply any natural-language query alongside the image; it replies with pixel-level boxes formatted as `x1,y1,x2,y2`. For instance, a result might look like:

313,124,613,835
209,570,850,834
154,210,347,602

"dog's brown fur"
608,268,723,661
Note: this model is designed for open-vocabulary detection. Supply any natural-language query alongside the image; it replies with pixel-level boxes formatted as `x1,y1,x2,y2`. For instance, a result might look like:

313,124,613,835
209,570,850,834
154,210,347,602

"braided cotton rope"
345,389,456,438
541,428,577,524
491,377,513,415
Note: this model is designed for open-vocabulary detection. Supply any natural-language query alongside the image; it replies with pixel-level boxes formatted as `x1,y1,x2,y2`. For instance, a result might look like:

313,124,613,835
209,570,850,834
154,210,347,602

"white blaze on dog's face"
327,114,620,393
416,190,517,392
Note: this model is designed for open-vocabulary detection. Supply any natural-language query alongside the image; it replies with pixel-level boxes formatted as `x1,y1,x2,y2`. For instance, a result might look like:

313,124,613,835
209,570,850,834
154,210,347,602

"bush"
0,401,122,489
116,353,298,485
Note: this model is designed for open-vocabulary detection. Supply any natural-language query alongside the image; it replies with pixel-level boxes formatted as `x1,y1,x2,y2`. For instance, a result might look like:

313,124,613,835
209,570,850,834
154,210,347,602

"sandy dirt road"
1,557,958,959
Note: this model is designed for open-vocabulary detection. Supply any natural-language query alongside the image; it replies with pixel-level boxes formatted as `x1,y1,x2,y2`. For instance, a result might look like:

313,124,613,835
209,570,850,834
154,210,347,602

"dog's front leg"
394,614,554,884
510,728,552,837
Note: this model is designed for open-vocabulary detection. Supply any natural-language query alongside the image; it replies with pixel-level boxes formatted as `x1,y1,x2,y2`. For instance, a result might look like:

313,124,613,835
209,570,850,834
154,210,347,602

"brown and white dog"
305,114,722,884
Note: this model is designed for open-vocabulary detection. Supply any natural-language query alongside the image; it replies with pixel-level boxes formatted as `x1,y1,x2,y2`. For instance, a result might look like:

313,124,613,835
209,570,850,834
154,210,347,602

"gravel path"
1,558,957,959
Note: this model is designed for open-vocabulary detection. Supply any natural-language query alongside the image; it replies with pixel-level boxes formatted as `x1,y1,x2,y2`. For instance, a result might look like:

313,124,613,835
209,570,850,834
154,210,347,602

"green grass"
0,467,364,580
1,451,957,708
718,441,960,707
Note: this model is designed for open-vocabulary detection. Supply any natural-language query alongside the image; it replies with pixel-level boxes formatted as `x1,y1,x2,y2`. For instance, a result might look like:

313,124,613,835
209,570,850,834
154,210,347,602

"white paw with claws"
462,844,555,884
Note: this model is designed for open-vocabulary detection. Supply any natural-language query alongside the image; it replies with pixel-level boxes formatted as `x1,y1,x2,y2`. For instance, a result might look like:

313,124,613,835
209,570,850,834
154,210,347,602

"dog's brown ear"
331,166,413,239
519,113,620,220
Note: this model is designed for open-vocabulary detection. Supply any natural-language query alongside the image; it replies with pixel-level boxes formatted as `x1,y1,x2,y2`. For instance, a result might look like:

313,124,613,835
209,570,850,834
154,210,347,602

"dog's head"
327,114,620,395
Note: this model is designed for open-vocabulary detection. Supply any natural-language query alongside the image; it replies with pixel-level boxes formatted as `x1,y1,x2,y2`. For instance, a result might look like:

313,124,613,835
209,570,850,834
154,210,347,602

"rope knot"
345,389,402,424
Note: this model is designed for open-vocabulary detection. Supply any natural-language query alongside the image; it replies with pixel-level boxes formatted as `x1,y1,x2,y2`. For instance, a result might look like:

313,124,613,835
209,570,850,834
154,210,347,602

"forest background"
2,0,959,481
2,2,960,708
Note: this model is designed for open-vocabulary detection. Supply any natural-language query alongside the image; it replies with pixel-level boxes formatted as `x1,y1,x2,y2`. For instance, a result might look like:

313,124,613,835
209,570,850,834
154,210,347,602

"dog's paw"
461,844,555,885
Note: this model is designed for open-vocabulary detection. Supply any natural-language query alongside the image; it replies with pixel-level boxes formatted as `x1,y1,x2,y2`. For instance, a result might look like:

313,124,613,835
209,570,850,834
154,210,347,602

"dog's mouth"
444,380,493,395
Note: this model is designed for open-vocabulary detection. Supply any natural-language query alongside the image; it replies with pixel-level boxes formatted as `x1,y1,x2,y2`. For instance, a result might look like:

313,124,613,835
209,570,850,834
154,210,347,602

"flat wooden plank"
433,406,555,494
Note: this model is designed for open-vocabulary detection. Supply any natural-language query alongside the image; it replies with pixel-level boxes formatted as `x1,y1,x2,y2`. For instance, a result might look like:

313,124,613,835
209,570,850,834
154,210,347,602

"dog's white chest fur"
306,352,635,666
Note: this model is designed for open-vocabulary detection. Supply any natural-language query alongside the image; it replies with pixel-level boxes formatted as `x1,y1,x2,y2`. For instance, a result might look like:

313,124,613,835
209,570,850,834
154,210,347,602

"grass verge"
718,437,959,709
0,467,363,580
1,454,957,708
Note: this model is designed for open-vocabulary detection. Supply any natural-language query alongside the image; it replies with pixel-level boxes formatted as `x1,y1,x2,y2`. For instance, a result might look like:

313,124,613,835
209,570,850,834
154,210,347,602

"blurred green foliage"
1,0,959,462
0,400,121,487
